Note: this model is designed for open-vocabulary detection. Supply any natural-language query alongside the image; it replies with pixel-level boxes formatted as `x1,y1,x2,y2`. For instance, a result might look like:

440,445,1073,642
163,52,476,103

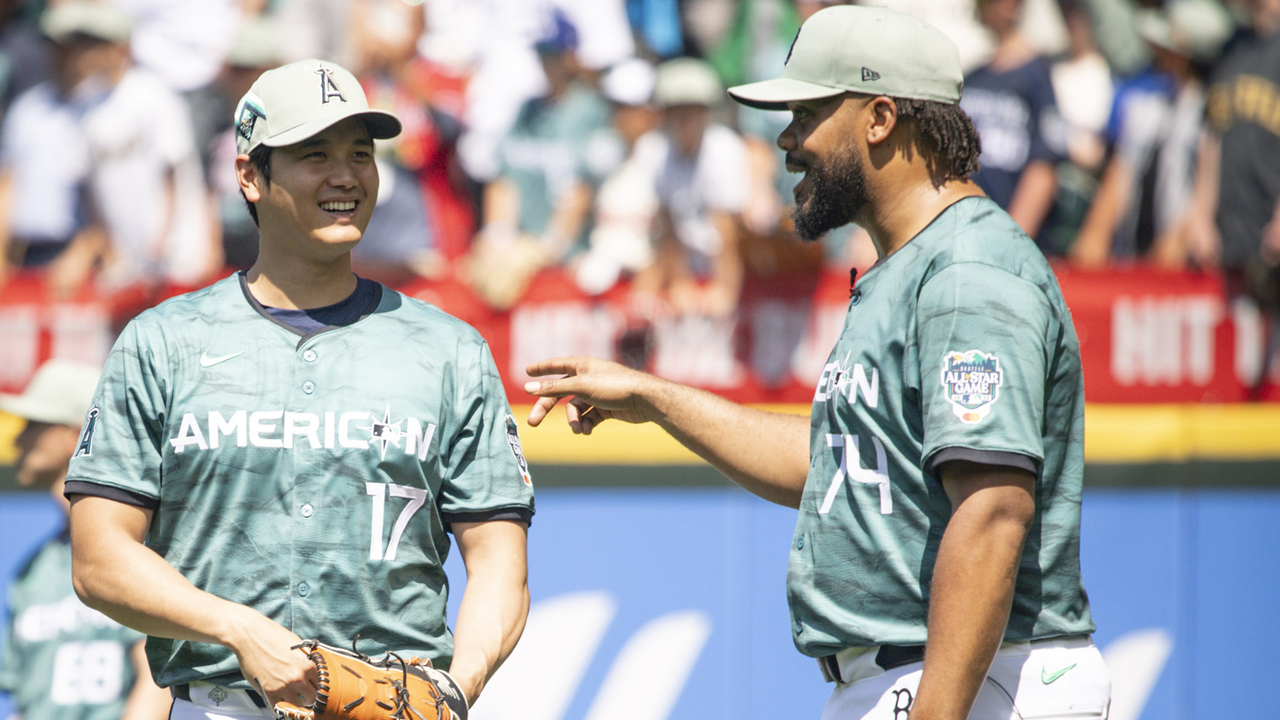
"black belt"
819,644,926,683
170,683,267,708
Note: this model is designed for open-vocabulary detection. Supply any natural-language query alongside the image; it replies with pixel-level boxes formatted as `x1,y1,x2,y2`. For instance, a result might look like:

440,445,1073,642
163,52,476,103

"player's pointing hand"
525,357,660,434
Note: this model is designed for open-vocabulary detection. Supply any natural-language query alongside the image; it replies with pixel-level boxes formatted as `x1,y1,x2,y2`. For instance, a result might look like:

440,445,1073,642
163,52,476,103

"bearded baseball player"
63,60,534,720
525,7,1109,720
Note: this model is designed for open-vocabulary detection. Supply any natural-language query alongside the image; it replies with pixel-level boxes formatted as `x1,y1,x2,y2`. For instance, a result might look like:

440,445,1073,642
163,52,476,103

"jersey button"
793,618,803,635
303,350,317,362
849,291,862,306
297,582,310,597
303,381,315,394
301,503,314,518
795,535,805,550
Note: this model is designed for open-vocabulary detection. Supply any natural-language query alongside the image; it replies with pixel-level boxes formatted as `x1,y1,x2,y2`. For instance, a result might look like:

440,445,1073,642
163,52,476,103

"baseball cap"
234,59,402,156
602,58,656,107
227,17,281,69
0,360,101,427
728,5,963,110
1135,0,1234,63
535,8,578,55
653,57,724,108
41,1,132,44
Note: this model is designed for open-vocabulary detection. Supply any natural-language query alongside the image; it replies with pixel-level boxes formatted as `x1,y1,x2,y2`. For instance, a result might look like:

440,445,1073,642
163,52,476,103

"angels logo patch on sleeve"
74,405,100,458
505,414,532,486
941,350,1003,424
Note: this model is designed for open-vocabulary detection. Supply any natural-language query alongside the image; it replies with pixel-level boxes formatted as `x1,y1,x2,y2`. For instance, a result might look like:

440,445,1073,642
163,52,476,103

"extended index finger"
525,356,587,378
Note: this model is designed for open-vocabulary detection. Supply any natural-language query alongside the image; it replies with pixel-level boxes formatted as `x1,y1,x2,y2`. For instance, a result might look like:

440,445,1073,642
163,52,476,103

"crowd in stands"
0,0,1278,324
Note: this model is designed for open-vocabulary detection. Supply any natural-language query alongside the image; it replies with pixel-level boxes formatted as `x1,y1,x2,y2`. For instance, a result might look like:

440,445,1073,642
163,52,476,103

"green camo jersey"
64,275,535,688
1,533,143,720
788,197,1094,656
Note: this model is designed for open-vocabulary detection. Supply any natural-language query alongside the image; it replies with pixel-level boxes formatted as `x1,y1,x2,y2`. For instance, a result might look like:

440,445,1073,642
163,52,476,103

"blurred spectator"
633,57,747,318
961,0,1069,244
350,0,445,283
0,2,111,297
1038,0,1112,256
1072,0,1232,267
0,360,172,720
466,9,610,308
0,0,53,120
56,2,217,290
112,0,240,93
1186,0,1280,387
189,17,280,270
575,58,661,295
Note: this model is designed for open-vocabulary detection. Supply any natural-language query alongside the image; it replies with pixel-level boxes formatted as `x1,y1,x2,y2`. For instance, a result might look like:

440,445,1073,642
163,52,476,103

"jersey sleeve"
437,341,535,523
917,262,1050,472
64,319,169,502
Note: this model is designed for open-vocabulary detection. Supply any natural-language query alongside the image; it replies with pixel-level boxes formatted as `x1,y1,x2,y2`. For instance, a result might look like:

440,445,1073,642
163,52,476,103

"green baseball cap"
234,59,401,156
728,5,963,110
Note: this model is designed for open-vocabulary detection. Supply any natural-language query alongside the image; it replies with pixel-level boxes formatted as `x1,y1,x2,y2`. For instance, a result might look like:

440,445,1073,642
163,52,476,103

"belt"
170,683,267,708
819,644,925,683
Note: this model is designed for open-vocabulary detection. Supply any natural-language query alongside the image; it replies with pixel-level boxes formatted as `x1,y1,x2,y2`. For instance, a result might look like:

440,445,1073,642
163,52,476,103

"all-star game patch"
505,414,532,486
941,350,1003,424
236,97,266,143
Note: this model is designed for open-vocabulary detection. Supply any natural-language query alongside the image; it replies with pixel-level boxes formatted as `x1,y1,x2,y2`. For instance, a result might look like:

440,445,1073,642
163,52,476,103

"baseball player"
525,7,1109,720
0,359,171,720
62,60,534,718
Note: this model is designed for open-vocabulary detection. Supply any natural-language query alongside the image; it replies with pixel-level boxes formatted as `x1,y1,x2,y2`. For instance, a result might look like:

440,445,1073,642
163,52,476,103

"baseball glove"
273,639,468,720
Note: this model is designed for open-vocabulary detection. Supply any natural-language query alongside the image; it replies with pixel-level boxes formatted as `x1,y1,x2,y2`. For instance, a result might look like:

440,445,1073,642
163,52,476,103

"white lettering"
208,410,247,448
324,411,335,449
169,413,208,453
848,363,879,408
366,482,386,561
284,412,321,449
340,412,370,449
249,410,283,448
1112,294,1225,387
814,362,835,402
404,417,437,461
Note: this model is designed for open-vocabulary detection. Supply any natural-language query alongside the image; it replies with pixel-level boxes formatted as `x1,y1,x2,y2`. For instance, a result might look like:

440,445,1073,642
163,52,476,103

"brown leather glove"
273,640,467,720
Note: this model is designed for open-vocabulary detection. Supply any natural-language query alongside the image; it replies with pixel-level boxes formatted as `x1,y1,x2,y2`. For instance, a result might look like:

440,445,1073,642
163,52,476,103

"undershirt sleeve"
63,480,159,510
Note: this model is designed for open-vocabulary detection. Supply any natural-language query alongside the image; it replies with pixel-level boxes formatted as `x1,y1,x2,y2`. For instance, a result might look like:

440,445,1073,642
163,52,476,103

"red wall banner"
2,266,1277,403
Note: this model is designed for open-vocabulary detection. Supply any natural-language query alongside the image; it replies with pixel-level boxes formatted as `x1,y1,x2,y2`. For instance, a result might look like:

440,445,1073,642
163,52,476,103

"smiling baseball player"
62,60,534,719
525,7,1109,720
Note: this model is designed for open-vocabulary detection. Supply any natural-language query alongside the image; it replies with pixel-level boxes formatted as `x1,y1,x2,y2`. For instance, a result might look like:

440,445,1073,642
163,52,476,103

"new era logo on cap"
862,67,881,82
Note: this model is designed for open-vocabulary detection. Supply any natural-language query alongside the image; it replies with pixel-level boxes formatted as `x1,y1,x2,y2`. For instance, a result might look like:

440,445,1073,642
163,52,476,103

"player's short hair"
241,143,273,227
890,96,982,183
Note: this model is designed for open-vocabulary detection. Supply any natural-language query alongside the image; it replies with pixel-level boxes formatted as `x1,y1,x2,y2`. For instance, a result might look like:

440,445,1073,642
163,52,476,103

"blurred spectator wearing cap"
0,2,111,297
0,0,53,121
189,17,281,271
0,360,172,720
961,0,1069,245
1186,0,1280,390
1071,0,1232,267
46,1,218,292
574,58,662,295
632,57,748,318
466,9,611,309
351,0,470,283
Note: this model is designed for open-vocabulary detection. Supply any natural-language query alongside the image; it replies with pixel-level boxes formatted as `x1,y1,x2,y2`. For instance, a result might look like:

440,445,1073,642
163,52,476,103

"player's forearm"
1007,160,1057,238
449,520,531,704
68,496,279,653
644,379,810,507
910,468,1034,720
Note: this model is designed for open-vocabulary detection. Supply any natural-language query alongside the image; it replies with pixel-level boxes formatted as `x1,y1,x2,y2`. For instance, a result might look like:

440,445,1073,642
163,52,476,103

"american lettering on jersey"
166,406,437,460
941,350,1003,423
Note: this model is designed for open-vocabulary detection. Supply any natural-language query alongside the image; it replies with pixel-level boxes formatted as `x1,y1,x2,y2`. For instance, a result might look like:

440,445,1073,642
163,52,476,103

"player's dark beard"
791,145,870,242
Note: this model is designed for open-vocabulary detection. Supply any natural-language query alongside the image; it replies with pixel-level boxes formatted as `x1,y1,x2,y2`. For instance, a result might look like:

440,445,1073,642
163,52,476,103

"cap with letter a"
728,5,963,110
234,59,402,155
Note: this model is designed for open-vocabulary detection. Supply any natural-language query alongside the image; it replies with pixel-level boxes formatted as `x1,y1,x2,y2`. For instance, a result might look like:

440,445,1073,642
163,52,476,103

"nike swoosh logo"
199,351,243,368
1041,662,1077,684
